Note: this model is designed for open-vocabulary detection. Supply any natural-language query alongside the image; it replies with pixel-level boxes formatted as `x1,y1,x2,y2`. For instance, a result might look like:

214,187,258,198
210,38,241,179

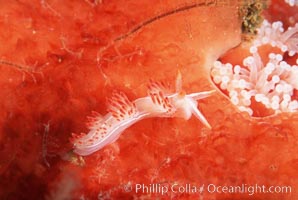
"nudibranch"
71,73,215,156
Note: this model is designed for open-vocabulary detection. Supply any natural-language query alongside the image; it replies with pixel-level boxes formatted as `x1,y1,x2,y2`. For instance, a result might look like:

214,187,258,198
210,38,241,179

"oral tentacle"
186,97,212,129
188,90,216,100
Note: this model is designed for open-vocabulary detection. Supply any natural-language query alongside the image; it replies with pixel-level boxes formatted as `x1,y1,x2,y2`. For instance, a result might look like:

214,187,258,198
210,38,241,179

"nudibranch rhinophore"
71,73,215,156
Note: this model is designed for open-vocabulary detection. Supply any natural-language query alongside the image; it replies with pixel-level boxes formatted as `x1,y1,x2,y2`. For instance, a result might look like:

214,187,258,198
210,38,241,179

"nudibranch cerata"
71,73,215,156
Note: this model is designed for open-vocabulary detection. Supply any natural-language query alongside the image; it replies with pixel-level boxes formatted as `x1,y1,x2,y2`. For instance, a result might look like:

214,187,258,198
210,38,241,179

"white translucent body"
73,77,214,156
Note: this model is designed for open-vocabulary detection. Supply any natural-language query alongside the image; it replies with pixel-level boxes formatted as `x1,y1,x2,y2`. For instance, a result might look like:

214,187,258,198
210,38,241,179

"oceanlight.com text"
207,184,292,196
131,183,292,196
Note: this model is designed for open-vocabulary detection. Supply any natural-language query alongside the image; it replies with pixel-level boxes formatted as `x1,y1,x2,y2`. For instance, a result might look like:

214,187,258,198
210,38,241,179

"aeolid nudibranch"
71,72,215,156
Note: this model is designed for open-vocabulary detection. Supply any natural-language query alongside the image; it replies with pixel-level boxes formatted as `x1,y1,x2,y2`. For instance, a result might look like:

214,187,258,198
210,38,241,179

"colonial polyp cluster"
211,20,298,116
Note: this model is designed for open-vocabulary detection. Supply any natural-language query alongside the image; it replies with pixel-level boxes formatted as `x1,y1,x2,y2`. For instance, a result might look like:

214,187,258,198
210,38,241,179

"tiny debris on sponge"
239,0,268,36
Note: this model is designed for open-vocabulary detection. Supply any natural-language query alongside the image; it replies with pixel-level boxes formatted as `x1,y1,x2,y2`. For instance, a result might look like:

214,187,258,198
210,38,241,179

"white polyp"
281,45,288,52
246,82,254,90
240,90,247,97
280,61,289,69
219,67,227,75
243,57,254,66
229,90,238,97
271,101,280,110
243,98,251,106
248,90,257,97
288,100,298,110
214,61,222,68
272,75,280,83
289,51,295,56
231,96,239,105
220,82,228,90
292,65,298,71
250,46,258,54
272,95,280,103
222,76,230,84
254,40,261,47
238,106,253,116
284,84,293,93
226,63,233,70
272,22,281,29
243,90,252,100
265,80,276,94
264,27,272,35
270,41,277,47
275,54,283,61
240,68,250,76
239,79,247,88
238,106,245,111
213,76,222,84
261,96,270,106
247,108,253,116
255,94,264,102
290,67,298,83
211,69,218,77
285,0,298,7
276,84,284,93
264,63,275,74
238,105,248,112
269,53,276,59
283,94,291,102
263,20,270,26
234,65,241,74
278,22,284,28
262,37,269,44
281,100,289,110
